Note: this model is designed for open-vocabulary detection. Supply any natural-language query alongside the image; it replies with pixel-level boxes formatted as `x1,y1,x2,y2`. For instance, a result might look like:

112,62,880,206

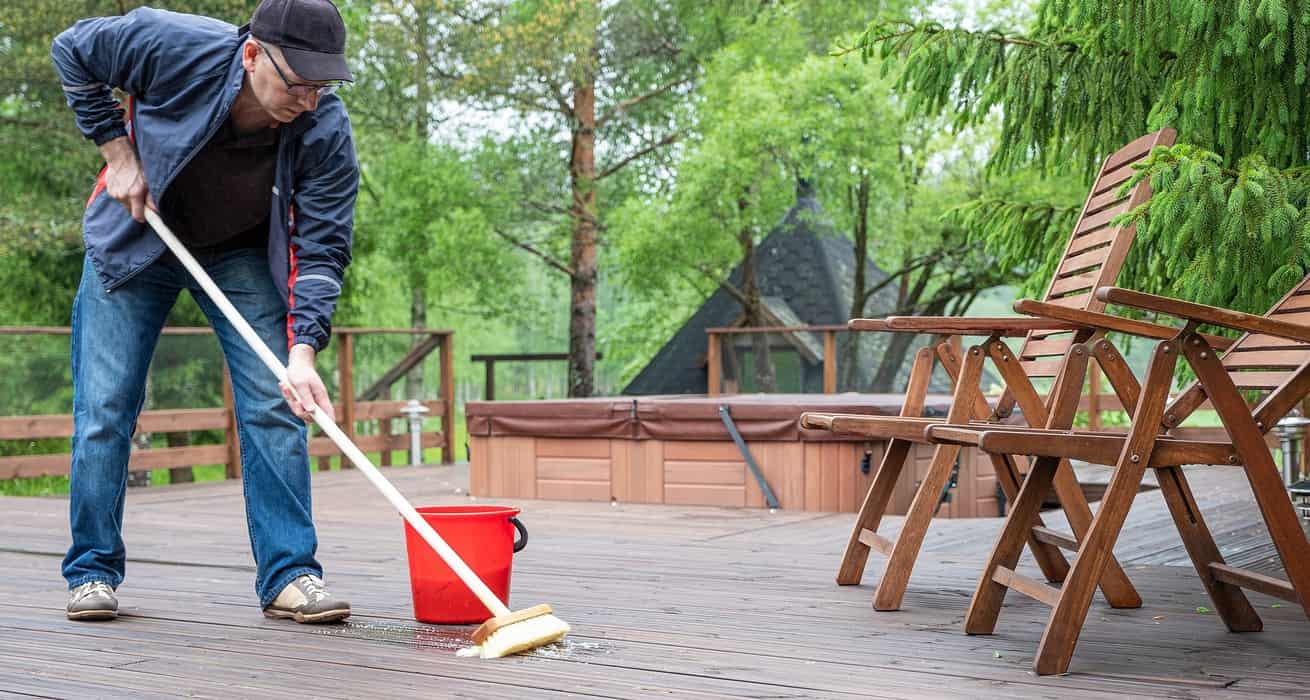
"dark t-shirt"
161,116,279,251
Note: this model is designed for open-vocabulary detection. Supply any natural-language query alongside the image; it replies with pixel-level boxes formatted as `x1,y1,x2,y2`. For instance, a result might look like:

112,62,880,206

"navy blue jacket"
51,7,357,352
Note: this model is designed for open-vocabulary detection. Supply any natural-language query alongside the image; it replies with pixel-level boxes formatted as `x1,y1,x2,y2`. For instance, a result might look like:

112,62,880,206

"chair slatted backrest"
1163,274,1310,430
1014,128,1178,381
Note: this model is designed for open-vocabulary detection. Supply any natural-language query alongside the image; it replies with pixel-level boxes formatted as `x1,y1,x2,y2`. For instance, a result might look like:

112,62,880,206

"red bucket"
402,505,527,624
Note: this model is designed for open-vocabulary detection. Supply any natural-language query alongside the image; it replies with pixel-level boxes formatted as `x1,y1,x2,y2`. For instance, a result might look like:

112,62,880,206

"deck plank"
1,463,1307,698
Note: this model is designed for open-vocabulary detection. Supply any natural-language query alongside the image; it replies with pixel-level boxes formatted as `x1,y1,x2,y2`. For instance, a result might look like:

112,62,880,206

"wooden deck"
1,463,1307,698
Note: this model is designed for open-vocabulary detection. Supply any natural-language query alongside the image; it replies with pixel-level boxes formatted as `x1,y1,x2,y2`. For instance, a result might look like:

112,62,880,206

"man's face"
241,40,327,122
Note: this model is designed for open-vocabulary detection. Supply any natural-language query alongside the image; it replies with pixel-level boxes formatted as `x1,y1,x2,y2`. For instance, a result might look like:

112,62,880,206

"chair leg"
1051,458,1143,609
1244,461,1310,621
1035,458,1152,675
992,454,1071,584
1154,466,1261,631
989,337,1140,605
871,443,962,610
1231,434,1310,620
865,342,987,609
837,438,911,586
1181,332,1310,620
1033,338,1178,676
1222,418,1310,620
965,455,1060,635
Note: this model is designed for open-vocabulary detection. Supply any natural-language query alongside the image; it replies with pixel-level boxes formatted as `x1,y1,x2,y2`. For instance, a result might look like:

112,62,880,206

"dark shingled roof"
623,182,951,396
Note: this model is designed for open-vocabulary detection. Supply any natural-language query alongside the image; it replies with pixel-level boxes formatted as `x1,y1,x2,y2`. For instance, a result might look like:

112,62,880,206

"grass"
2,405,471,498
0,475,72,497
1,441,467,498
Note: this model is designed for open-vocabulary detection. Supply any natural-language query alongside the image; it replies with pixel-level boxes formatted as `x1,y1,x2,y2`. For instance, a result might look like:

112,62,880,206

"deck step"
858,528,896,556
993,565,1061,606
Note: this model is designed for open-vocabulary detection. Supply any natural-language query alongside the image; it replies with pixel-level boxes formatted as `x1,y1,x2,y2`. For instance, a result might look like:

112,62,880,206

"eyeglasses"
256,42,342,98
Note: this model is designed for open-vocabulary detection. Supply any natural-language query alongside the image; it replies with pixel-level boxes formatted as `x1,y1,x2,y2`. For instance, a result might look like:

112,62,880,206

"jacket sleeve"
288,103,358,353
50,8,172,145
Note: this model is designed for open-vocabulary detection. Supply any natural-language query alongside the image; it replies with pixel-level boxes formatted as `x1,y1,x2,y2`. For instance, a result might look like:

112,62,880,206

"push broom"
145,209,569,658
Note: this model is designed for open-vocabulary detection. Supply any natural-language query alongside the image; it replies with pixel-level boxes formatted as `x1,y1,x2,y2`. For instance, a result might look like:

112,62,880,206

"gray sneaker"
263,574,350,624
67,581,118,621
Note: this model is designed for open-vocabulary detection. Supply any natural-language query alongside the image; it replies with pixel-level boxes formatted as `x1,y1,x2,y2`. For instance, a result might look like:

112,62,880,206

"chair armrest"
1015,300,1236,349
854,318,1079,340
847,318,892,332
1097,287,1310,345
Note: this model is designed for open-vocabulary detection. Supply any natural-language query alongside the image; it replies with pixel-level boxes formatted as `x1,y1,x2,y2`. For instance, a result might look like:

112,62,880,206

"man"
51,0,358,624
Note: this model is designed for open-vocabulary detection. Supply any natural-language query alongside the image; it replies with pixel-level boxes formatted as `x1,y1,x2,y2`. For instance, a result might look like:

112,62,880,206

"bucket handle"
510,517,528,553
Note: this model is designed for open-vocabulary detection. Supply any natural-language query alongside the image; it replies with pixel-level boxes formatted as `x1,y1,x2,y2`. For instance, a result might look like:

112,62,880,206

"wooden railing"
471,352,603,400
706,325,846,397
0,326,454,480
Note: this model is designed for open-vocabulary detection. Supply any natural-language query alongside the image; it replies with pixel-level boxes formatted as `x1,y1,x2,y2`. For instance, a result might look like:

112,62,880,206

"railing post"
222,365,241,480
823,330,837,394
379,390,392,468
338,332,356,450
484,358,496,401
440,332,455,464
707,331,721,397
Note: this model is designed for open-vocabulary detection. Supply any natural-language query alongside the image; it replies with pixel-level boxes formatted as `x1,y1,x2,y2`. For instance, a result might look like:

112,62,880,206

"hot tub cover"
465,394,954,442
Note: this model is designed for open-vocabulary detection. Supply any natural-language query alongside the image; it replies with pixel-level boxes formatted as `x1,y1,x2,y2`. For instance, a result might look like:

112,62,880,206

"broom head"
467,604,570,659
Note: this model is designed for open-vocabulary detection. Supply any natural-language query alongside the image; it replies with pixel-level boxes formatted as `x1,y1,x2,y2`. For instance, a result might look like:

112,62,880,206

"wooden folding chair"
943,281,1310,674
799,129,1178,611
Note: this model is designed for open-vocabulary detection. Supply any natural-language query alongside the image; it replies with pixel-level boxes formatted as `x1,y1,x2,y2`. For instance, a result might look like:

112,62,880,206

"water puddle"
305,619,470,652
304,619,606,658
524,637,608,659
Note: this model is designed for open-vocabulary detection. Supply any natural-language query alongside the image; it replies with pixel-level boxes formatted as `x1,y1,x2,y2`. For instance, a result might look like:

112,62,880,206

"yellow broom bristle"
478,613,570,658
457,609,571,659
461,605,568,660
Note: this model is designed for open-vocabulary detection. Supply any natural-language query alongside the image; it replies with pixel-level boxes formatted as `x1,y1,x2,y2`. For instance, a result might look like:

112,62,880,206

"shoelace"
72,581,112,603
299,576,329,604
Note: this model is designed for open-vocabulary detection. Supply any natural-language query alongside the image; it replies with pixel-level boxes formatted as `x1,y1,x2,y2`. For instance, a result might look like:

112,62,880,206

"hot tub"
466,394,1004,517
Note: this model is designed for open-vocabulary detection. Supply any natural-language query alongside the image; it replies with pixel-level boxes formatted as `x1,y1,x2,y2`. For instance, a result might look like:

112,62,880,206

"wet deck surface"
1,463,1306,698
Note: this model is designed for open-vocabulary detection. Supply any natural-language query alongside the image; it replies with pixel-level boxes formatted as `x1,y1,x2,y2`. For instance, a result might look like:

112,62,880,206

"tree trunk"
841,172,871,391
737,196,775,393
867,331,917,392
567,67,599,397
406,3,431,401
867,297,949,392
166,432,193,484
406,285,426,399
867,260,938,392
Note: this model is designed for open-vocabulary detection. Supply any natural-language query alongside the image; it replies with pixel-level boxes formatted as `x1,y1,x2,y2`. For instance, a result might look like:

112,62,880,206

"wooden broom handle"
144,209,512,618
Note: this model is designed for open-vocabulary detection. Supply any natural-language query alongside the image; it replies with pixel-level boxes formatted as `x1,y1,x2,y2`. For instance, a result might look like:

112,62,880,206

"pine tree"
847,0,1310,313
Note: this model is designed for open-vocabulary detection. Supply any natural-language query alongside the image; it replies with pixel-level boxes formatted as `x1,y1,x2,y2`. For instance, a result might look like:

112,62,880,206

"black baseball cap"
240,0,353,83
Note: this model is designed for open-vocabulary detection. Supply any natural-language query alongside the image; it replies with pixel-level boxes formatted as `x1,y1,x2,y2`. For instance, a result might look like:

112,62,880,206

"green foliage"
851,0,1310,314
353,137,524,317
1119,147,1310,313
611,30,902,297
945,189,1080,299
0,474,71,497
0,1,262,325
608,5,1032,384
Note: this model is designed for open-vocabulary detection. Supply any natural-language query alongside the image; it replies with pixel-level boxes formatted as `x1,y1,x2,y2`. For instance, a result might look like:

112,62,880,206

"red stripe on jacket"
285,206,298,350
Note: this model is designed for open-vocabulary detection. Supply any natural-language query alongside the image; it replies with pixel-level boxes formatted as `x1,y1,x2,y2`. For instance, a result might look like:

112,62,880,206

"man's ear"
241,40,260,72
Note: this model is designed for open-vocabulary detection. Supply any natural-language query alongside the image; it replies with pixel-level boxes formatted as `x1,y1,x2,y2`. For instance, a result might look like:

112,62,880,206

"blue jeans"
62,250,322,607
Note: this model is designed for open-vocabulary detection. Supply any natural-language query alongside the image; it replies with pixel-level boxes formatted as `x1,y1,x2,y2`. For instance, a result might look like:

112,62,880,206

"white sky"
430,1,1034,150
